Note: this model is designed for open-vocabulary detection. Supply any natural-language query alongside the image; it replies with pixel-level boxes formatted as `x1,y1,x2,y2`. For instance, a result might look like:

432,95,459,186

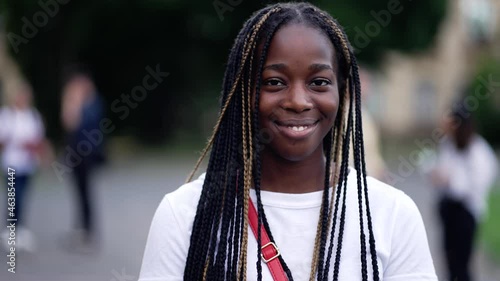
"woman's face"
258,23,340,162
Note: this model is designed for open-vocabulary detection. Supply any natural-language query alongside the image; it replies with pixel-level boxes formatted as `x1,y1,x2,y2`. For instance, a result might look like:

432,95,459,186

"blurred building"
367,0,500,136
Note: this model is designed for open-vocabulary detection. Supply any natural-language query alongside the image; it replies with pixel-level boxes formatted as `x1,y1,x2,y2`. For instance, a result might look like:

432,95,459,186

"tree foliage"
318,0,447,64
468,58,500,147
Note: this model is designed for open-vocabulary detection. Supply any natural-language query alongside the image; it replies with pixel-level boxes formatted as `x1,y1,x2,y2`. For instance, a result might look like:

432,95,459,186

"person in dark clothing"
61,69,105,251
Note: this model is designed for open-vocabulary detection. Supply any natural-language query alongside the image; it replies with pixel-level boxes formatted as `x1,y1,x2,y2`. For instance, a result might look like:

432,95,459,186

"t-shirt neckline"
249,167,354,209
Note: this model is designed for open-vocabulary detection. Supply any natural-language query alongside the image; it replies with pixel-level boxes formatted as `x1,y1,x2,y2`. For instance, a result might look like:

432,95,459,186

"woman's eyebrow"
263,63,333,72
309,63,333,72
263,63,287,71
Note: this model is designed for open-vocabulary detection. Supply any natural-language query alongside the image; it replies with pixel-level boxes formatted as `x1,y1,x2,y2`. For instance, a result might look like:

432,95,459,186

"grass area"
481,181,500,261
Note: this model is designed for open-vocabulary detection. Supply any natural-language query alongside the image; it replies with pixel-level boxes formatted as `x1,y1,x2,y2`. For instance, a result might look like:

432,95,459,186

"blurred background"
0,0,499,280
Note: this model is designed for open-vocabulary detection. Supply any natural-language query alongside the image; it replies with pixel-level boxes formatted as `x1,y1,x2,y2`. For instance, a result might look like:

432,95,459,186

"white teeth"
289,126,307,132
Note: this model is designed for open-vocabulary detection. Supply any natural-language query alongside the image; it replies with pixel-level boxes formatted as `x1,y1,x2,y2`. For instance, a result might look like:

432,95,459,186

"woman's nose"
282,84,312,113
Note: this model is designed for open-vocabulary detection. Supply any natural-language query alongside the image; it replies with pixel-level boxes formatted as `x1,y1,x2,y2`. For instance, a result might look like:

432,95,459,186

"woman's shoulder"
367,176,409,200
347,169,411,202
347,169,421,220
163,173,205,210
149,173,205,237
139,174,206,281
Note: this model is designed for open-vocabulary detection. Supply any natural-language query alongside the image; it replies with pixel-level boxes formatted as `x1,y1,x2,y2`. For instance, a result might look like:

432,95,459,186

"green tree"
318,0,447,64
469,58,500,147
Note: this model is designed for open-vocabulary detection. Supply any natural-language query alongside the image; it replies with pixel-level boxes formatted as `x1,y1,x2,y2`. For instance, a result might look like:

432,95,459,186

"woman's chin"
272,146,319,163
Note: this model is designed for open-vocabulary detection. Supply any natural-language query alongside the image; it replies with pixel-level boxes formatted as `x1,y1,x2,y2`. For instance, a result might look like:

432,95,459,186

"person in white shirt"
431,105,498,281
0,83,45,252
139,3,437,280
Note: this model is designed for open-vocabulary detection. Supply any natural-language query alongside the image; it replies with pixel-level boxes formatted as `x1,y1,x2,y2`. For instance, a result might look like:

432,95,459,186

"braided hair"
185,3,379,281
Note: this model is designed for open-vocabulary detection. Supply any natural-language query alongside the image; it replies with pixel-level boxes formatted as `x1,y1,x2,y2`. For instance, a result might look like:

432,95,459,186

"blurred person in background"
430,103,498,281
0,83,45,252
61,68,105,252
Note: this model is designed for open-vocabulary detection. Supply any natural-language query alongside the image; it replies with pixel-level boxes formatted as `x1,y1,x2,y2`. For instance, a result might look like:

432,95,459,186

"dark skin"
258,24,340,194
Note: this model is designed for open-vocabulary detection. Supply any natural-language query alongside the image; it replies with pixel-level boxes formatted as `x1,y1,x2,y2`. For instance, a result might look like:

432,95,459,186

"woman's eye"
310,79,331,87
264,79,285,86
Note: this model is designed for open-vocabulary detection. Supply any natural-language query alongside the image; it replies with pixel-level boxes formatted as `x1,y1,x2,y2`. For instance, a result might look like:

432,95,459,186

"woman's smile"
273,118,320,140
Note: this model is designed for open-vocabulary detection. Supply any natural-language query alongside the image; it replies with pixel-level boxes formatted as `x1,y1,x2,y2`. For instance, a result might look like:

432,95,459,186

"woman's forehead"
264,23,336,67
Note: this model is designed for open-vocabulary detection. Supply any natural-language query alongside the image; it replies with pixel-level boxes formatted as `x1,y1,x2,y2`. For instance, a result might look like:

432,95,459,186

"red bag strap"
248,198,288,281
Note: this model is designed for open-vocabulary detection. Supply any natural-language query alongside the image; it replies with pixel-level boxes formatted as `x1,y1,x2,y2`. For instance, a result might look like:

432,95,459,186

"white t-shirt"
436,135,498,220
139,169,437,281
0,107,45,174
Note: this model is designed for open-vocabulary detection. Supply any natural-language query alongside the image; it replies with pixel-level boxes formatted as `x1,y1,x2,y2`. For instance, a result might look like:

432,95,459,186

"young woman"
431,105,498,281
139,3,437,280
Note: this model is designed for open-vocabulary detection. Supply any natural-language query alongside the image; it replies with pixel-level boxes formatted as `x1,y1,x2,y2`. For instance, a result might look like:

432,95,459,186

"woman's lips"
274,121,319,140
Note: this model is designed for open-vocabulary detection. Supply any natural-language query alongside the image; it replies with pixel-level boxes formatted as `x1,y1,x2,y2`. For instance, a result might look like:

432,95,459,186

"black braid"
316,129,333,281
205,127,230,278
213,103,239,279
351,72,369,280
332,80,355,281
226,95,241,280
186,138,221,278
225,203,235,280
351,55,380,281
230,96,243,281
233,170,243,281
324,83,353,280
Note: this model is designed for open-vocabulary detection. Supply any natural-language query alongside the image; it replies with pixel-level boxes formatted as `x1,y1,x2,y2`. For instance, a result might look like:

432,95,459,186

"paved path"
0,151,498,281
0,152,196,281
